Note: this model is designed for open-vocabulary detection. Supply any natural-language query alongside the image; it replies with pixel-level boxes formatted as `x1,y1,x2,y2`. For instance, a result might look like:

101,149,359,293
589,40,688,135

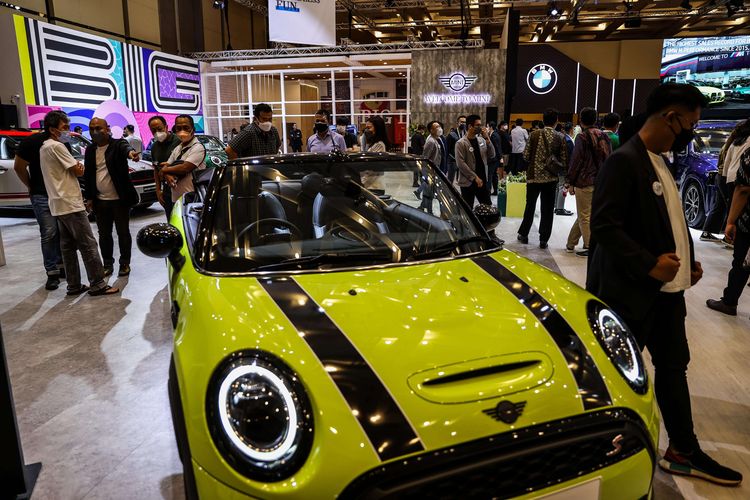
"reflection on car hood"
128,159,154,171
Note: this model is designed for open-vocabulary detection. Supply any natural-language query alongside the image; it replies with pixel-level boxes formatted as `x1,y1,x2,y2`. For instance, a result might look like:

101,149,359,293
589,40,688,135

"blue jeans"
30,194,62,275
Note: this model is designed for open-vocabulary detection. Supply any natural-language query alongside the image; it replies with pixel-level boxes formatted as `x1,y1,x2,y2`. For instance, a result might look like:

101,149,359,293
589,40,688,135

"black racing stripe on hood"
472,255,612,410
259,277,424,461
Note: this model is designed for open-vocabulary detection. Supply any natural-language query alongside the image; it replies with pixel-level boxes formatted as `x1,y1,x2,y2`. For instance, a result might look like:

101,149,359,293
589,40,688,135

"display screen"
661,36,750,111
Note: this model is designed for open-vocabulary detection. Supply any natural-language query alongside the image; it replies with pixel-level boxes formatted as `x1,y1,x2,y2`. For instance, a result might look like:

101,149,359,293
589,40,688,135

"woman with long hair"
361,115,389,189
701,120,749,241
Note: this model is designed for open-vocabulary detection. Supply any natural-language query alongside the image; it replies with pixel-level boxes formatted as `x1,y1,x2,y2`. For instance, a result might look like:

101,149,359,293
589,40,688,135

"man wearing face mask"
455,115,496,207
446,115,467,184
307,109,346,153
416,121,444,214
226,103,281,159
588,83,742,486
148,115,182,217
160,115,207,207
289,123,303,153
84,117,140,277
39,111,119,296
336,117,357,150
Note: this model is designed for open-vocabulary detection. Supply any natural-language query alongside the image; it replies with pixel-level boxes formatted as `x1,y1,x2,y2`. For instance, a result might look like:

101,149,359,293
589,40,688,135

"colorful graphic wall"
13,15,203,142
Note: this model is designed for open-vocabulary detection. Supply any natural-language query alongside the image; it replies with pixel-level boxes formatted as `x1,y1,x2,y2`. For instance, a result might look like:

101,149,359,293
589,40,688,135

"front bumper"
192,408,655,499
134,182,158,206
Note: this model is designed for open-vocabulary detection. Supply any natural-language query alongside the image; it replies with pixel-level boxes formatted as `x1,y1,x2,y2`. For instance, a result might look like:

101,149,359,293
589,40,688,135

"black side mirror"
474,204,500,231
137,223,183,259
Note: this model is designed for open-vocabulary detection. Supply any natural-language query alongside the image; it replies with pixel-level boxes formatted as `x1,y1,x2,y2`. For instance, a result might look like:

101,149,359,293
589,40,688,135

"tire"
168,357,200,500
683,181,705,229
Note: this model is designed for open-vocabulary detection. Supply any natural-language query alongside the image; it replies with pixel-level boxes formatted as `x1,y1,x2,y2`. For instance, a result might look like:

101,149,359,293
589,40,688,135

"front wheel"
168,357,199,499
683,181,705,229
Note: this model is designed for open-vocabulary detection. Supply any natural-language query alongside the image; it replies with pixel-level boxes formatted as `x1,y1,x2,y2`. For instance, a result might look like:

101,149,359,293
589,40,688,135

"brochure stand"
0,324,41,499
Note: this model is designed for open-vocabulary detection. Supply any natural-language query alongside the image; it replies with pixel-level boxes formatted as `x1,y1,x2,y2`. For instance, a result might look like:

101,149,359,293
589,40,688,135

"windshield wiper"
409,235,493,261
253,251,395,271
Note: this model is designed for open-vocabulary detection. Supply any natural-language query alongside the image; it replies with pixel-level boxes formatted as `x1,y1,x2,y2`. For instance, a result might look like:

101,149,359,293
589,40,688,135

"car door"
0,135,32,207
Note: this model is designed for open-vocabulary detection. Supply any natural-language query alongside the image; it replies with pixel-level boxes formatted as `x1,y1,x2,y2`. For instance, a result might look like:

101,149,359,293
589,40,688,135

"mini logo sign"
527,64,558,95
482,400,527,424
440,73,478,92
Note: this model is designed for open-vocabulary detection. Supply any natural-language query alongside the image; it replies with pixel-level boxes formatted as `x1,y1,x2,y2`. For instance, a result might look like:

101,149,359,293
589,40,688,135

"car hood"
128,159,153,171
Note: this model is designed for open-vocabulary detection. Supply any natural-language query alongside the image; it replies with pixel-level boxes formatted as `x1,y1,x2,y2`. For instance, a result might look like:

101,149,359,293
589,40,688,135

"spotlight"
680,0,692,9
548,2,560,17
212,0,225,9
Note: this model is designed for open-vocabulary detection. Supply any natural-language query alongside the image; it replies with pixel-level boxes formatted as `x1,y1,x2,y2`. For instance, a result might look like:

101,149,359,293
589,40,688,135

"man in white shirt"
159,115,207,204
123,124,143,154
588,83,741,486
509,118,529,174
39,111,118,296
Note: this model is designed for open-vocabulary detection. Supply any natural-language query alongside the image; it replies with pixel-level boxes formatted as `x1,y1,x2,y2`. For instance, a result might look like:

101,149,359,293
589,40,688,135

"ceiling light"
548,2,560,17
212,0,225,9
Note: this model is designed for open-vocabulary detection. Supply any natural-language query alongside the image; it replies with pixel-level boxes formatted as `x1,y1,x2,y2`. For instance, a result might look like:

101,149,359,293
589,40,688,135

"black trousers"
721,228,750,307
460,181,492,208
94,199,132,267
702,176,732,234
508,153,526,175
518,181,557,243
625,292,698,453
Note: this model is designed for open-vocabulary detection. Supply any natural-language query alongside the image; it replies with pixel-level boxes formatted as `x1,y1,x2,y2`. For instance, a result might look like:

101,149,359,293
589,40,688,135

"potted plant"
504,171,527,218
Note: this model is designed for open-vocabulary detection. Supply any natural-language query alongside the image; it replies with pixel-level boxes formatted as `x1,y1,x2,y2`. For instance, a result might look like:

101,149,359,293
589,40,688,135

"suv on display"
674,120,738,228
0,130,156,208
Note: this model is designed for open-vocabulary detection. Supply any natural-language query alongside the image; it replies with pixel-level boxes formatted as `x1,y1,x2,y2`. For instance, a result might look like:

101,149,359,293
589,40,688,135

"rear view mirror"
137,223,183,259
474,204,500,231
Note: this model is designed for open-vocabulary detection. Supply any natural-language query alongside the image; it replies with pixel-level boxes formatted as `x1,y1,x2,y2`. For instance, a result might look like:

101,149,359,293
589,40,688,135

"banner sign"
13,15,201,115
268,0,336,47
422,73,492,105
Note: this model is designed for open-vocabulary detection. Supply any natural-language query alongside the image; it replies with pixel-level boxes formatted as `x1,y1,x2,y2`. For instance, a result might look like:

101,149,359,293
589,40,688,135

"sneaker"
555,209,574,216
45,275,60,291
576,249,589,257
700,232,720,242
723,237,734,249
104,266,114,277
413,190,421,200
706,298,737,316
118,265,131,277
517,234,529,244
565,245,575,253
659,447,743,486
540,241,549,249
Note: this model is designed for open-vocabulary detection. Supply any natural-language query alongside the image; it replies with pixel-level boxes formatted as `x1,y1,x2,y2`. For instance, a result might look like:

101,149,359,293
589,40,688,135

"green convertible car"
137,152,659,499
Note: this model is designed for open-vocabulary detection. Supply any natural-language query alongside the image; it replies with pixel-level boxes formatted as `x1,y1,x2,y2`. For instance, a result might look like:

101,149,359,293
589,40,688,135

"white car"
688,82,726,106
0,130,157,208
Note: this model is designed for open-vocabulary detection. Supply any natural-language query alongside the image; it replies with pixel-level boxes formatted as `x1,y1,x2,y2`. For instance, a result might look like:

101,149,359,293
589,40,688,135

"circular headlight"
207,351,313,481
587,302,648,394
210,155,223,166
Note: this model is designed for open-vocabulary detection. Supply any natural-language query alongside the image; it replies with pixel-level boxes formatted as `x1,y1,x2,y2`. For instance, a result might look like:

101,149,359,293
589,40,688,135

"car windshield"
199,158,494,273
694,128,732,154
198,135,225,152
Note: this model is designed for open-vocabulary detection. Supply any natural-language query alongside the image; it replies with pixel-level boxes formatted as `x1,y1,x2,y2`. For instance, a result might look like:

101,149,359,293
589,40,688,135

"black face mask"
314,122,328,134
670,116,695,153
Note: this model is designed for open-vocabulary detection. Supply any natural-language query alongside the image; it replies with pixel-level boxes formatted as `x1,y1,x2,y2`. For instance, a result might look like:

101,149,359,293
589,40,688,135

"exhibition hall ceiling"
233,0,750,45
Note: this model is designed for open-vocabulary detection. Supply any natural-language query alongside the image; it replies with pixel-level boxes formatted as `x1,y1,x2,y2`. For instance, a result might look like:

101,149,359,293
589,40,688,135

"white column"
349,68,355,127
280,72,288,154
247,73,253,120
405,68,411,154
331,70,336,124
215,74,223,141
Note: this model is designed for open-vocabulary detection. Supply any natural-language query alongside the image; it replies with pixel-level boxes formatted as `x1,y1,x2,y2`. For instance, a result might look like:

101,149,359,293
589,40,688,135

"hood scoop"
408,352,554,404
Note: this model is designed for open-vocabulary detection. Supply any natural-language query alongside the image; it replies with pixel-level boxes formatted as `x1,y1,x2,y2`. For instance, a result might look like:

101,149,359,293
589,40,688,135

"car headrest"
301,172,325,199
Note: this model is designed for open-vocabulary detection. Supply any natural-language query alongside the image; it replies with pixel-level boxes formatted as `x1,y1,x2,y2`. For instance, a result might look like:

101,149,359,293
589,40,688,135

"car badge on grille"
482,400,526,424
606,434,624,457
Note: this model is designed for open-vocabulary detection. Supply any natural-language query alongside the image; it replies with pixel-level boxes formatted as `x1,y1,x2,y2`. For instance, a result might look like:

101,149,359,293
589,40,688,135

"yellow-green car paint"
166,199,659,499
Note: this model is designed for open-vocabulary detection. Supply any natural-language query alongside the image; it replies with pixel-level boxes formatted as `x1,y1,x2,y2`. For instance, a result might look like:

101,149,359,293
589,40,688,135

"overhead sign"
424,73,491,105
527,64,558,95
268,0,336,47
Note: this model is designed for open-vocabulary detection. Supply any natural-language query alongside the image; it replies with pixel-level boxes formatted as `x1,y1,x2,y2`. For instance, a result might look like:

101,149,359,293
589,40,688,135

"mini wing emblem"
482,400,527,424
440,73,478,92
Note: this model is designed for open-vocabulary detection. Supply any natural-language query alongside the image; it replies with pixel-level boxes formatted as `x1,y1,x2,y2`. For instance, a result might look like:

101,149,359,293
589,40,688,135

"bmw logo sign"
527,64,558,95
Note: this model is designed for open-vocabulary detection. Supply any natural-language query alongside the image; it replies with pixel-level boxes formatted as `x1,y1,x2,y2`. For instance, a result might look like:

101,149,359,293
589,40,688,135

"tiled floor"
0,192,748,499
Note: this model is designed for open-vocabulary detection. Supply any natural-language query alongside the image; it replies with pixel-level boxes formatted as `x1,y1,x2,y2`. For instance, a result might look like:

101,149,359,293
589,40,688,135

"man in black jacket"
84,118,140,277
587,83,742,486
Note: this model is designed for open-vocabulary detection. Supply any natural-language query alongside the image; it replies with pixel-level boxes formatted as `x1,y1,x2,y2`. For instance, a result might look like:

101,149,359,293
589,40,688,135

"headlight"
210,155,224,166
587,302,648,394
206,351,314,481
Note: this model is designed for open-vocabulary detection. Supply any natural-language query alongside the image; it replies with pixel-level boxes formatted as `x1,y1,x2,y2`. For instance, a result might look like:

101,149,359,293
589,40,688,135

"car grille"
340,408,654,500
130,170,154,183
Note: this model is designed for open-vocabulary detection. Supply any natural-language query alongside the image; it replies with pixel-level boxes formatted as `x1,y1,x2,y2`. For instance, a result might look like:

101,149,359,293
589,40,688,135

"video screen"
661,36,750,111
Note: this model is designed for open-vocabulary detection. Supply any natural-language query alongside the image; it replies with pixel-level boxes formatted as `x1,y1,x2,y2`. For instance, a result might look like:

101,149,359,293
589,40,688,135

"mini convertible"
138,152,659,499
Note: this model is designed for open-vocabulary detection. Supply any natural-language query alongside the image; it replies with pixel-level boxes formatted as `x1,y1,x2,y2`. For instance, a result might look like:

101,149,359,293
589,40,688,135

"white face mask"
436,127,444,136
258,121,273,132
154,131,168,143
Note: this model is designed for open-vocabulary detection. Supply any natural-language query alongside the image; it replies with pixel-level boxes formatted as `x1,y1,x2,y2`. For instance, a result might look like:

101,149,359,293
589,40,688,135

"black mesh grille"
340,408,654,500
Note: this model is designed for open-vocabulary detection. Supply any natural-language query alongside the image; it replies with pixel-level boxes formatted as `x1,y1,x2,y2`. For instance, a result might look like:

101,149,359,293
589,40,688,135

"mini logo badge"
482,400,527,424
440,73,478,93
527,64,558,95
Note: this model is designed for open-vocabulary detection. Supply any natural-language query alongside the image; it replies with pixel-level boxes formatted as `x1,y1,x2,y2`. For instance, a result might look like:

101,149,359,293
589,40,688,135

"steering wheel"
237,218,302,247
